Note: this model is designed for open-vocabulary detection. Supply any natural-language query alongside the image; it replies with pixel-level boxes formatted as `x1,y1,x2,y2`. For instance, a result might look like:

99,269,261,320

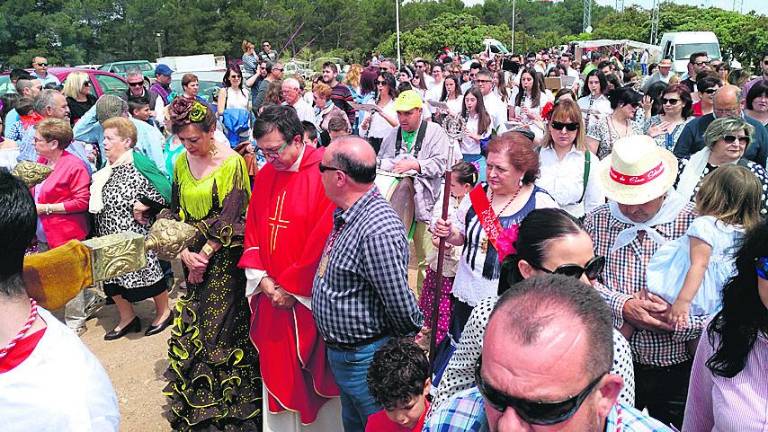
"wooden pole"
429,147,453,366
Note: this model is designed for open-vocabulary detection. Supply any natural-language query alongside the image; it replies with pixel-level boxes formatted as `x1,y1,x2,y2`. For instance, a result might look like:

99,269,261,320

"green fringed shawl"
174,153,251,221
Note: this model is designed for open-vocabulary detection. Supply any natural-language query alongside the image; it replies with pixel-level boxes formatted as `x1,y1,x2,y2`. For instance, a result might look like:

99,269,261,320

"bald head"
713,85,743,118
327,136,377,184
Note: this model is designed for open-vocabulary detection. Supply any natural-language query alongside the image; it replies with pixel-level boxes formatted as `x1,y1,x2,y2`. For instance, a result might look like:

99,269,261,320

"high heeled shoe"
104,316,141,341
144,313,173,336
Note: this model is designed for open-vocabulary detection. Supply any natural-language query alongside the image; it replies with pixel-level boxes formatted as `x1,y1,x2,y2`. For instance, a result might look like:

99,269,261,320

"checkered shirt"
311,186,423,345
425,387,673,432
584,203,708,367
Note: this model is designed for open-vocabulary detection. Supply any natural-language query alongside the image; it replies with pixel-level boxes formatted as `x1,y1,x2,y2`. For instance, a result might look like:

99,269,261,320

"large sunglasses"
532,256,605,280
722,135,750,145
318,163,346,174
475,355,607,425
128,81,144,87
550,121,579,132
661,97,679,105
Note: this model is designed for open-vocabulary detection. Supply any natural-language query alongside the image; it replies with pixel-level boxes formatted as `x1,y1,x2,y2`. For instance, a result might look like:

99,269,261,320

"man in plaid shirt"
584,136,706,429
313,136,423,431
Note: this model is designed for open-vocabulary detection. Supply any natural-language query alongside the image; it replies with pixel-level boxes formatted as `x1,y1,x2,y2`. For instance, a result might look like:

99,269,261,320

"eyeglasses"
258,140,290,158
128,81,144,87
83,82,91,87
703,88,718,95
693,60,710,66
475,355,607,425
722,135,751,145
318,163,346,174
274,68,284,72
35,62,48,67
550,121,579,131
475,79,492,84
230,75,242,79
531,256,605,280
376,80,387,86
661,97,679,105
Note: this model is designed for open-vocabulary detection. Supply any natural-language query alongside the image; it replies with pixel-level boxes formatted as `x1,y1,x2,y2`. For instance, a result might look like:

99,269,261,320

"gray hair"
32,89,60,115
282,77,300,90
125,70,143,81
704,117,755,149
15,79,35,94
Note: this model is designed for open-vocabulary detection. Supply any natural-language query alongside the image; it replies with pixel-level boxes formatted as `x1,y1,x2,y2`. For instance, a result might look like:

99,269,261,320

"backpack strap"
578,150,591,204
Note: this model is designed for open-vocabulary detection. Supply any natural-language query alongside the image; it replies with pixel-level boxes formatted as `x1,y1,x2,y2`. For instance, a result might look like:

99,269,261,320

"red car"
0,67,128,98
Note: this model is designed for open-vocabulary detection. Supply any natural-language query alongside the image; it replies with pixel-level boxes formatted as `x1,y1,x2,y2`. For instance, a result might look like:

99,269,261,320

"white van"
659,32,721,74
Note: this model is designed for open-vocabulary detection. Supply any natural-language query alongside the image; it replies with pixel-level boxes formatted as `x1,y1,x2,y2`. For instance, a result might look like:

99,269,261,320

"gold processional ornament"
12,161,53,188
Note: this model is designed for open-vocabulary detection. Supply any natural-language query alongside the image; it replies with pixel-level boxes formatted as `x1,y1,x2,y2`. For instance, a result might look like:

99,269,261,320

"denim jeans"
326,336,390,432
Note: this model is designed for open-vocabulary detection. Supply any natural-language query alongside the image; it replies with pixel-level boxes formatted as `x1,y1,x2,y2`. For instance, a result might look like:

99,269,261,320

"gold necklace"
490,183,524,216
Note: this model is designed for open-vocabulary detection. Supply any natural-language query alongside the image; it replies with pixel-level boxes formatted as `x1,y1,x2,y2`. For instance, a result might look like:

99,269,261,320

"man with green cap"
379,90,450,296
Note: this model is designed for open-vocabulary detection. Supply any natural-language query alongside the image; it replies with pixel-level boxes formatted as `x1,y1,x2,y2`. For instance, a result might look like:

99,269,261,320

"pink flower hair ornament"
496,224,519,263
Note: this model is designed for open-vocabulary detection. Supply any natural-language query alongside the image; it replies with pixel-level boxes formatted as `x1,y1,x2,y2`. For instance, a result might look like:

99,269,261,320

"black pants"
634,360,692,429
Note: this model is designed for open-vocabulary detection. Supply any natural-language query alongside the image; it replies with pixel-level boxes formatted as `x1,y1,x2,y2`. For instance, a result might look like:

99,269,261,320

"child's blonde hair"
696,165,762,231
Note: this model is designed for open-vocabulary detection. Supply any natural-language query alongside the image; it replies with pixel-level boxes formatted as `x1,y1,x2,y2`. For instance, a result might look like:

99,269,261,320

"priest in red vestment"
239,106,341,431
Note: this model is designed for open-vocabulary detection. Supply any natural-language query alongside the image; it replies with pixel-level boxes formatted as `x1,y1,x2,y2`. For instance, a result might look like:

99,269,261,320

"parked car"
99,60,154,79
0,68,128,98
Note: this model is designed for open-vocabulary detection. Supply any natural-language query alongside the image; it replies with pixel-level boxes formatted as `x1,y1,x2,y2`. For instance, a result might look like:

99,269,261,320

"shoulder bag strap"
578,150,591,204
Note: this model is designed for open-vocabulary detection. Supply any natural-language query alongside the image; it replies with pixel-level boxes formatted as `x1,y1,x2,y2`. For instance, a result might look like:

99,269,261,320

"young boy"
366,338,431,432
127,96,161,130
301,120,318,147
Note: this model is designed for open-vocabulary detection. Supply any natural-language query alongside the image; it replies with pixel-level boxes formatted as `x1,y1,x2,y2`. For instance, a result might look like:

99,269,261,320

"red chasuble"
238,145,339,424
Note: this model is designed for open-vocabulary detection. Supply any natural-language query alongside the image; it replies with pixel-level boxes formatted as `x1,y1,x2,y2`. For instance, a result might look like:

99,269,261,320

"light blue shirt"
72,105,168,178
3,109,19,139
30,71,61,87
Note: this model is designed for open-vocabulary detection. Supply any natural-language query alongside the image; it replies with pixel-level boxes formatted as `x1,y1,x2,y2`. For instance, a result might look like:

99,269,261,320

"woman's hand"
132,201,151,224
361,115,372,131
181,249,209,272
641,95,653,115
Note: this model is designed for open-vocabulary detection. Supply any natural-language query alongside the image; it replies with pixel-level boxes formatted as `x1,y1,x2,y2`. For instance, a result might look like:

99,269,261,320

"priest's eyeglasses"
259,141,290,159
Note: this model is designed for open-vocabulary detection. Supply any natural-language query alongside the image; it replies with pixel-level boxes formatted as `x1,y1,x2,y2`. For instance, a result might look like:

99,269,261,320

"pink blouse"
683,328,768,431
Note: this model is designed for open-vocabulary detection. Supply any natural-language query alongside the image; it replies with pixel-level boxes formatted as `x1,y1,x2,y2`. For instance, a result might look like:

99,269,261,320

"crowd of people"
1,39,768,432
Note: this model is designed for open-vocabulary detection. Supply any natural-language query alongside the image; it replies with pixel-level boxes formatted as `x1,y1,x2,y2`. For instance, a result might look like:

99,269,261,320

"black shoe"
144,313,173,336
104,317,141,340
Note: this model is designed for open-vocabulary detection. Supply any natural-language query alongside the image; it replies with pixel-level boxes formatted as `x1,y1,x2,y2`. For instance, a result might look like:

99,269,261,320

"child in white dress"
640,165,763,353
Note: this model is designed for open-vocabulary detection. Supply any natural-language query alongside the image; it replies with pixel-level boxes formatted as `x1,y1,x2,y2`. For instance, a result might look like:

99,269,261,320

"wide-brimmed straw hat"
598,135,679,205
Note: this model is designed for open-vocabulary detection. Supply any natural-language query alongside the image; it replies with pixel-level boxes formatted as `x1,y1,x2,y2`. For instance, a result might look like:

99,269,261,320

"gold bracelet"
201,243,215,258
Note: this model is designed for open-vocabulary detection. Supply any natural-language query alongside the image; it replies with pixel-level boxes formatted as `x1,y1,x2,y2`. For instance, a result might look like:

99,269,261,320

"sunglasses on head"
661,97,679,105
550,121,579,132
475,355,607,425
722,135,750,145
532,255,605,280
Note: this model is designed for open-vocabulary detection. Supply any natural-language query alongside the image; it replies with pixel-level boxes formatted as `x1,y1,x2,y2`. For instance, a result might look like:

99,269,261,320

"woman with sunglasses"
692,73,722,117
431,208,635,411
586,87,644,159
216,66,251,115
360,71,398,154
62,72,95,126
683,222,768,431
675,117,768,215
644,84,693,150
537,99,604,219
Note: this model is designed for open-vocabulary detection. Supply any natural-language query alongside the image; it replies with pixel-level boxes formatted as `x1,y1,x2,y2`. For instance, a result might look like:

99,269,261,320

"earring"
518,177,524,187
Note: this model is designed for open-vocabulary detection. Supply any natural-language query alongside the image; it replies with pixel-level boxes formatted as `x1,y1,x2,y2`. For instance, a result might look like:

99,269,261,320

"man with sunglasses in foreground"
425,274,670,432
240,105,342,431
585,136,700,429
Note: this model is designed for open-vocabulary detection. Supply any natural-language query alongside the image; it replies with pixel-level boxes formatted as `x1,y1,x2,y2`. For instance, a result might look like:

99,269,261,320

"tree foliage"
0,0,766,72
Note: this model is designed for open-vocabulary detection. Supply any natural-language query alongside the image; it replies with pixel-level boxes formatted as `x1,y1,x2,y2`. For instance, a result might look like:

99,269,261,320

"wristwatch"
201,243,215,258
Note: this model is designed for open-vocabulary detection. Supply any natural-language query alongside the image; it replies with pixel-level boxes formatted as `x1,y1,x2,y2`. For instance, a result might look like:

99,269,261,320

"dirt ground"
78,267,418,431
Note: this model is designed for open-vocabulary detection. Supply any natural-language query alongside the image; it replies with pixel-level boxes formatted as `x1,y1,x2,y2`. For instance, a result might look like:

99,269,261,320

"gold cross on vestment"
268,191,290,253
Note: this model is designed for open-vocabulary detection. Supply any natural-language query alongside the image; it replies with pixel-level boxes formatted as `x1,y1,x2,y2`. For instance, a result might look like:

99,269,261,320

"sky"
462,0,768,16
